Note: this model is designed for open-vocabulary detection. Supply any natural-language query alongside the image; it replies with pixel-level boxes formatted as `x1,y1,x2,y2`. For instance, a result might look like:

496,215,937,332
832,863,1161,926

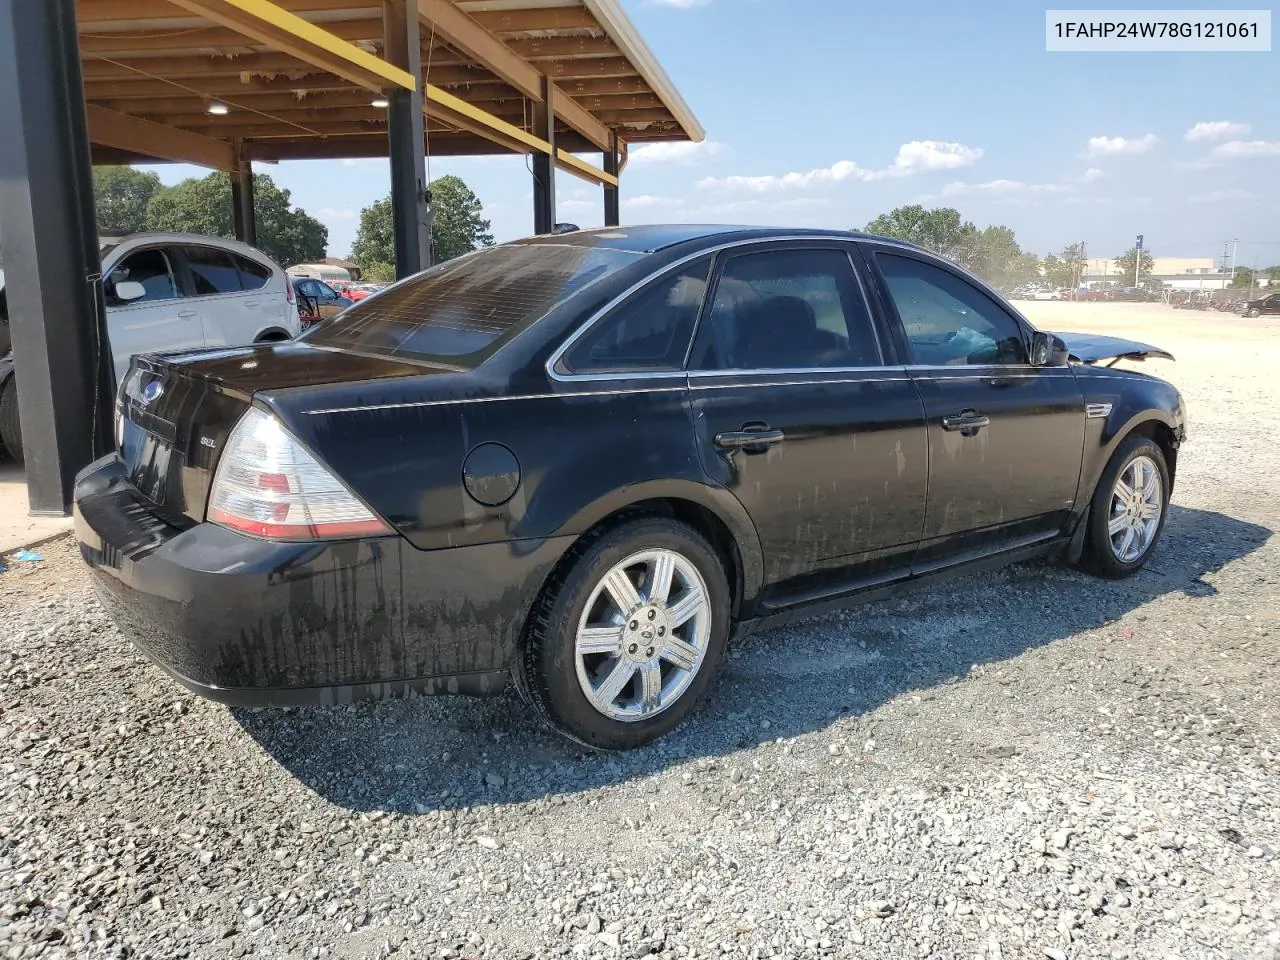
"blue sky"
141,0,1278,266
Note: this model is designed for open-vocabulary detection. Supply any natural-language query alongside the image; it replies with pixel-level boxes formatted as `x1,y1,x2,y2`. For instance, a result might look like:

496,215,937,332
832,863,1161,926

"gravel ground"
2,305,1277,960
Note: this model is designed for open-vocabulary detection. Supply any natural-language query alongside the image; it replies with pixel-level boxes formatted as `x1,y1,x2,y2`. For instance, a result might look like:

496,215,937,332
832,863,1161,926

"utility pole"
1134,234,1143,288
1232,238,1239,280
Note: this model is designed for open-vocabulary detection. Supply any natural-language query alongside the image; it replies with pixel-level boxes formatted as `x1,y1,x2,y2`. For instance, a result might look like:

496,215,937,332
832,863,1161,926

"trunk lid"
117,343,428,524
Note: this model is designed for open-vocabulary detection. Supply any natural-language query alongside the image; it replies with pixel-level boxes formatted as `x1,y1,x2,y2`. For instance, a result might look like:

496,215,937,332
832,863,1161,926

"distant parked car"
331,280,373,302
292,277,352,328
1240,292,1280,318
1028,288,1063,301
0,232,299,462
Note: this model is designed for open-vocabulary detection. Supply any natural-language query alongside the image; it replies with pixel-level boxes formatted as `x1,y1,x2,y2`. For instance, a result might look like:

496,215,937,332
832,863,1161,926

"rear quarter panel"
268,374,767,607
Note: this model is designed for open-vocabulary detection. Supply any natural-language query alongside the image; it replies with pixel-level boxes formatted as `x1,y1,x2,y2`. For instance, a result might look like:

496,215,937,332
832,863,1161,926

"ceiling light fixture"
206,102,229,115
371,97,389,108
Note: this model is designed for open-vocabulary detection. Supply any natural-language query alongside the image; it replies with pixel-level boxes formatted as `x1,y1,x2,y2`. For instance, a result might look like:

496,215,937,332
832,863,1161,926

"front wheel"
0,377,22,463
1078,435,1170,579
1246,308,1261,318
518,517,731,750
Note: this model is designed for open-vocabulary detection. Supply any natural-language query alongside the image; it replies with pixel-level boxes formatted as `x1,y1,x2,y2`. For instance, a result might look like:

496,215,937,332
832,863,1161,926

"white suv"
0,232,300,461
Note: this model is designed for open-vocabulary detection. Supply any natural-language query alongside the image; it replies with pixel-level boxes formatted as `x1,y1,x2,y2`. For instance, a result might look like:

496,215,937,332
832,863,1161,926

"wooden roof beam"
85,104,236,171
468,8,597,34
78,18,387,55
162,1,412,92
416,1,610,151
77,0,376,23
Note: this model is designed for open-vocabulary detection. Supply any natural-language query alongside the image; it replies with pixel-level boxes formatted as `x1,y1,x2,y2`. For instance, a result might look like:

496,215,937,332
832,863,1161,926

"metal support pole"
383,0,429,278
531,76,556,235
0,0,115,514
603,131,620,227
230,140,257,247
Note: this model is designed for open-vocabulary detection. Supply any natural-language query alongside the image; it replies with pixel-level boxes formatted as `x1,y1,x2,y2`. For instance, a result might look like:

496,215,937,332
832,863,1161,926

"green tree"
144,172,327,266
351,175,494,274
863,205,977,265
429,175,494,262
1113,246,1155,284
93,166,162,234
1044,243,1087,289
350,196,394,271
1230,266,1256,289
967,226,1041,290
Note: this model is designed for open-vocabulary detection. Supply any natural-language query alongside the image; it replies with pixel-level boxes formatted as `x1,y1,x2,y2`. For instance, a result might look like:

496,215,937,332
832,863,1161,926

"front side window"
303,243,642,362
690,248,881,371
876,253,1028,365
106,249,180,305
184,246,244,296
564,258,711,374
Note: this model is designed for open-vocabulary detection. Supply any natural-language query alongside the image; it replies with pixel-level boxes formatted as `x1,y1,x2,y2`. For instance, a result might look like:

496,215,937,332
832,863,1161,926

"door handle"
941,410,990,436
715,428,785,450
243,301,260,308
177,309,198,318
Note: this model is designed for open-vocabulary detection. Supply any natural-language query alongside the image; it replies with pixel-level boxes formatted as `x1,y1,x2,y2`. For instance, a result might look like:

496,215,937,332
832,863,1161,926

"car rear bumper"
74,455,570,706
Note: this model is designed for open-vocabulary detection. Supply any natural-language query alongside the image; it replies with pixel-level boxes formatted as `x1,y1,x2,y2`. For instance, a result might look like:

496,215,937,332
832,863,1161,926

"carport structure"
0,0,702,515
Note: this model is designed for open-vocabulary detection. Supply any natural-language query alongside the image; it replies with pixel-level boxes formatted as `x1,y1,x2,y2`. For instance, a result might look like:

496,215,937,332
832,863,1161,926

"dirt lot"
1,303,1276,960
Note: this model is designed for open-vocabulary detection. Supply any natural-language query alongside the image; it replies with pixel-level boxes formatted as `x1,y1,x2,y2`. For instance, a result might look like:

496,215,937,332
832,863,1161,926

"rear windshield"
300,243,642,362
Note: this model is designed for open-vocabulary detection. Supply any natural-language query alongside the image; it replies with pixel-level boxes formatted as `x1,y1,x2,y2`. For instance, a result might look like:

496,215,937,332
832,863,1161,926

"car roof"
511,224,932,255
101,232,279,263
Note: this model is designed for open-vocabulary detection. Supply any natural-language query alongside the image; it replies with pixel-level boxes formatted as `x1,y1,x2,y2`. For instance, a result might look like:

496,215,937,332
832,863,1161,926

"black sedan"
75,226,1186,750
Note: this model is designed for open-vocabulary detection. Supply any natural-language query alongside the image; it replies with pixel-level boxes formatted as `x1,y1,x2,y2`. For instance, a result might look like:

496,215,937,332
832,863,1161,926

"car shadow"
230,504,1270,813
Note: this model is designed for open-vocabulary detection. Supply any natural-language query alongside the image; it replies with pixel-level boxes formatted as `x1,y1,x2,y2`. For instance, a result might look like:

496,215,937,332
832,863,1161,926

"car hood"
1053,332,1174,364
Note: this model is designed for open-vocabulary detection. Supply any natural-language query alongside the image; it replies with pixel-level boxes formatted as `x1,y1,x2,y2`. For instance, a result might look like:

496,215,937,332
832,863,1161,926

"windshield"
300,243,642,362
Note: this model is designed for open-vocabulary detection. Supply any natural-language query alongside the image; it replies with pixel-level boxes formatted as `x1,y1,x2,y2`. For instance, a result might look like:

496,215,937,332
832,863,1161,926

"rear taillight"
207,407,391,541
285,280,296,304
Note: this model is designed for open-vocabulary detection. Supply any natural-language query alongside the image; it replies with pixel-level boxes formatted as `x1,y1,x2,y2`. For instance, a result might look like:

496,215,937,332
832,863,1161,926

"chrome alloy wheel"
1108,454,1163,563
574,549,712,722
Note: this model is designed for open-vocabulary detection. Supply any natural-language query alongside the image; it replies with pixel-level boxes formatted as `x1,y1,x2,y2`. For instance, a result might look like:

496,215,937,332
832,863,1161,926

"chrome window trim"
690,375,911,391
547,234,877,383
687,364,902,378
305,384,687,416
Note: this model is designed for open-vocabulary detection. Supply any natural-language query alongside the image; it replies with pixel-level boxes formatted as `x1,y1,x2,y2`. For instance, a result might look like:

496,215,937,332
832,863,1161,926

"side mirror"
114,280,146,302
1031,331,1069,367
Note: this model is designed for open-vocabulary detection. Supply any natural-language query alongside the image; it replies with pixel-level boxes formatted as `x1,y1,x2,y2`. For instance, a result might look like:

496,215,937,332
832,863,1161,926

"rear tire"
0,377,22,464
1078,435,1169,579
518,517,731,750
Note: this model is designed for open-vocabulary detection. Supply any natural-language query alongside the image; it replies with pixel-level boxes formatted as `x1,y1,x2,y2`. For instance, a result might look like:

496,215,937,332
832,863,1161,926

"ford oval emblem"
141,381,165,405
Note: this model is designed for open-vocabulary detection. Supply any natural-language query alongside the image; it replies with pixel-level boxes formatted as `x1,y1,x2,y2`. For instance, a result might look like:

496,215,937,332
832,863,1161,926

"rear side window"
184,246,243,296
564,258,711,374
690,248,881,371
233,254,272,291
303,244,642,361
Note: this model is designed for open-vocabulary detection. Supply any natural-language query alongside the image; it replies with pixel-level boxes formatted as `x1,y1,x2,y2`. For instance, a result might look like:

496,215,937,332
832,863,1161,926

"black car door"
687,242,929,603
861,244,1086,568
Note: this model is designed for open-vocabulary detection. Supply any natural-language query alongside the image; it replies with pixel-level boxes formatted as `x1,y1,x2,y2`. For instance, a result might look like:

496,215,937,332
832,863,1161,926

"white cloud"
696,140,982,192
1085,134,1157,157
1210,139,1280,158
1082,167,1108,182
1188,188,1257,203
559,199,597,214
888,140,984,174
622,194,672,209
1185,120,1251,142
939,179,1073,198
627,140,726,165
